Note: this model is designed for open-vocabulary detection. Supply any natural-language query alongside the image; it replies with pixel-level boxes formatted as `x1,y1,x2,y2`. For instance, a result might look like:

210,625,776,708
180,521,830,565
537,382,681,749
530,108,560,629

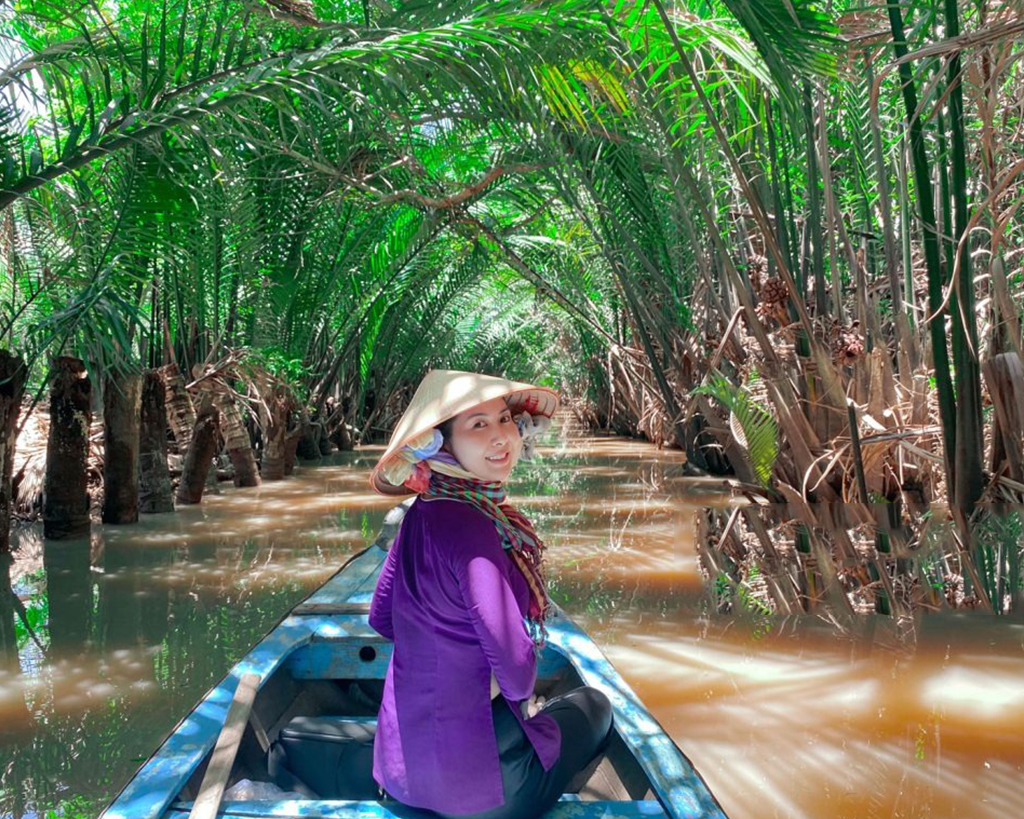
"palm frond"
693,372,779,487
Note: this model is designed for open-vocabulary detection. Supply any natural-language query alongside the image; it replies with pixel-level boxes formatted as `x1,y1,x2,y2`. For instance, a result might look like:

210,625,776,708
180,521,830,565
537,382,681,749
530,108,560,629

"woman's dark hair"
435,416,455,447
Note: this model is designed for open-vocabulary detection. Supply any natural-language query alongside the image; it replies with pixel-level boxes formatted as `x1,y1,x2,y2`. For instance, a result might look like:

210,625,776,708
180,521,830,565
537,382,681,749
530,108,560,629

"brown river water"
1,432,1021,818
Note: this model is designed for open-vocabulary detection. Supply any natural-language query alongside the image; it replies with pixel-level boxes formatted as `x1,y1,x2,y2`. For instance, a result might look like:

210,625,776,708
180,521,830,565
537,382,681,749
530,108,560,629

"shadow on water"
0,437,1022,818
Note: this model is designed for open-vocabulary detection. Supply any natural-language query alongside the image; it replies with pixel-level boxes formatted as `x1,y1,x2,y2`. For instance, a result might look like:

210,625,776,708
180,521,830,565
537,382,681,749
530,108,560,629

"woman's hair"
435,416,455,451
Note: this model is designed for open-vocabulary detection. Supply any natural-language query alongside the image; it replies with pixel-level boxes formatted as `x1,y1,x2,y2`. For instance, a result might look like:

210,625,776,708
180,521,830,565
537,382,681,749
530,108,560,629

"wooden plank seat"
188,673,262,819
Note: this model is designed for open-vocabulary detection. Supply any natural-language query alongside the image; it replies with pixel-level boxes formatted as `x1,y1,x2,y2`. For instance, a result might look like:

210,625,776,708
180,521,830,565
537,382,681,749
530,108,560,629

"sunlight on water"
922,664,1024,716
573,613,1024,819
1,431,1021,818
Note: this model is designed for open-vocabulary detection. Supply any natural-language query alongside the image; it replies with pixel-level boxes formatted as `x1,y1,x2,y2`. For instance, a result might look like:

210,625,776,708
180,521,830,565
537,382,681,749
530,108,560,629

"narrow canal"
1,429,1021,818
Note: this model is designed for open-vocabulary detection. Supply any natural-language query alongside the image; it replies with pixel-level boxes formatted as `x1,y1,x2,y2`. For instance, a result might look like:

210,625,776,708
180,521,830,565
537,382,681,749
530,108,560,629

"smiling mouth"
486,452,510,464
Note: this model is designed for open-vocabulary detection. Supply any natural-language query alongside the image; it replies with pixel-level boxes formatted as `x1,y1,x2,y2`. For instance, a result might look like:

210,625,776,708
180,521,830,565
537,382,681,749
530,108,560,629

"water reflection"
590,613,1024,819
0,434,1021,818
0,449,391,817
43,539,92,652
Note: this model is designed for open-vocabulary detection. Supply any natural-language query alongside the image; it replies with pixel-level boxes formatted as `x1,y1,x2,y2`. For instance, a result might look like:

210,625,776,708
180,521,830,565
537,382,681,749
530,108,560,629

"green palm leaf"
717,0,838,84
693,372,779,487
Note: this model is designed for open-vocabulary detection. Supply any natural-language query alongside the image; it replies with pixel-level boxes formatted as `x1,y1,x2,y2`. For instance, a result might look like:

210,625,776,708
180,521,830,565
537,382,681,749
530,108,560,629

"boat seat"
268,716,378,799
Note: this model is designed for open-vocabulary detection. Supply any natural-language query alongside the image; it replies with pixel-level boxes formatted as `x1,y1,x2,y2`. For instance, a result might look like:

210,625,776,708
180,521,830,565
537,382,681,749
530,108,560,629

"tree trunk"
317,423,333,455
296,418,321,460
102,371,143,524
332,422,354,451
159,362,196,454
944,0,984,517
261,388,291,481
284,421,303,476
215,393,260,487
803,82,827,313
864,54,916,379
175,402,220,504
43,356,92,539
0,351,26,554
887,1,958,495
295,404,322,460
0,351,26,673
139,370,174,513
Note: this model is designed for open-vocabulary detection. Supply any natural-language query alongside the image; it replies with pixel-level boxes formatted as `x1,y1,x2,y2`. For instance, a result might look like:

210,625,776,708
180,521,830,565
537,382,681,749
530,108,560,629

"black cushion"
268,716,378,799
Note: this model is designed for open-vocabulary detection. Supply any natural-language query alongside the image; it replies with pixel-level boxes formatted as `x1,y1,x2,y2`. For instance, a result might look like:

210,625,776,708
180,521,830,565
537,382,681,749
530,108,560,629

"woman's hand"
491,670,545,716
519,694,547,719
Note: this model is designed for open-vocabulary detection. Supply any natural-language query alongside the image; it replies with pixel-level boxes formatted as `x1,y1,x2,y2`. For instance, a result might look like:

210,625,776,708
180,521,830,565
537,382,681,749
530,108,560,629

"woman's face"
443,397,523,482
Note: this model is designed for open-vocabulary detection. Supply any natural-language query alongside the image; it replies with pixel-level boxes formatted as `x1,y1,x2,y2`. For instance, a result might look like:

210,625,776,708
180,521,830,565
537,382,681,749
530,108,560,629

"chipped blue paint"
301,553,382,608
101,509,728,819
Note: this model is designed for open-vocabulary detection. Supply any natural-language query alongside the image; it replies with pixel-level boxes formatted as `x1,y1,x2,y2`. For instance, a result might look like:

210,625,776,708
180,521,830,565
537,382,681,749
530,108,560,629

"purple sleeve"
451,518,537,702
369,539,399,640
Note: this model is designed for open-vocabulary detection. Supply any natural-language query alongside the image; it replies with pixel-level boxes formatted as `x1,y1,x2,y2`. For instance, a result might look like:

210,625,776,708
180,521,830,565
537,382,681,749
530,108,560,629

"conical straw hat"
369,369,559,496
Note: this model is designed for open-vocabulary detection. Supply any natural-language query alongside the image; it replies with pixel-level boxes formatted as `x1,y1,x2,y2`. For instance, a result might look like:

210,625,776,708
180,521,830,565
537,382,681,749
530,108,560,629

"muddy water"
1,434,1021,818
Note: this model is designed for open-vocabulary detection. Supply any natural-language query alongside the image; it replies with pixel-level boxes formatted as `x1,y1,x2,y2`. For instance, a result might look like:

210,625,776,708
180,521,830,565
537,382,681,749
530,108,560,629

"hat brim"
371,468,417,497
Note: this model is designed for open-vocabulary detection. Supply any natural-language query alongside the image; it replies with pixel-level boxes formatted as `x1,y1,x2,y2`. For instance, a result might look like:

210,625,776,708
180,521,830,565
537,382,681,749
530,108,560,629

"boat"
101,500,728,819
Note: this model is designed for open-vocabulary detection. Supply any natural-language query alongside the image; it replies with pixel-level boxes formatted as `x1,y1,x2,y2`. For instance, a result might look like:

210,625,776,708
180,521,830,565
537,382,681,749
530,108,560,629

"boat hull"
101,504,727,819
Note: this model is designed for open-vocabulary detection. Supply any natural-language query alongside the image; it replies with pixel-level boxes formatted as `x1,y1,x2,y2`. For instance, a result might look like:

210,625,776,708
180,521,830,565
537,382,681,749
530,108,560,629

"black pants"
387,686,614,819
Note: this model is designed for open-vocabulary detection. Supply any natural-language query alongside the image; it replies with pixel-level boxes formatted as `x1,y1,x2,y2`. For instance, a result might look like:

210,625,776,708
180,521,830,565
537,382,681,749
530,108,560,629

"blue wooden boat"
101,501,728,819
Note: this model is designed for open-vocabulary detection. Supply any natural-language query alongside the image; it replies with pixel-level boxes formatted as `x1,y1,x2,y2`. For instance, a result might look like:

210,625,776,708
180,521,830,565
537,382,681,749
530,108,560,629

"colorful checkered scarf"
422,470,550,648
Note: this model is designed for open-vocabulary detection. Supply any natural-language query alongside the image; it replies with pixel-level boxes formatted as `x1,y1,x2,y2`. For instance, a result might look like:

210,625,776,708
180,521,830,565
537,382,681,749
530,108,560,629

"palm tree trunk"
139,370,174,513
864,52,916,377
896,141,917,332
102,371,143,524
175,401,220,504
317,417,333,455
296,406,322,461
43,356,92,538
936,108,956,274
816,87,847,325
944,0,984,515
159,362,196,455
284,421,303,476
803,83,827,313
0,350,27,556
886,1,958,491
215,393,260,487
261,388,291,481
763,97,794,276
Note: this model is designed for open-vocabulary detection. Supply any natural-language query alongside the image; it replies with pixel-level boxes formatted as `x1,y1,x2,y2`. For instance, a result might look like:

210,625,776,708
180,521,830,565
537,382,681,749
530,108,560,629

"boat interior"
169,625,657,811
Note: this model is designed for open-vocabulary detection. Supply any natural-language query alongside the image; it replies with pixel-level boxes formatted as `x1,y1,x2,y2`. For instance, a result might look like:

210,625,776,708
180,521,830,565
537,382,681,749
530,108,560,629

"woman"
368,369,613,819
